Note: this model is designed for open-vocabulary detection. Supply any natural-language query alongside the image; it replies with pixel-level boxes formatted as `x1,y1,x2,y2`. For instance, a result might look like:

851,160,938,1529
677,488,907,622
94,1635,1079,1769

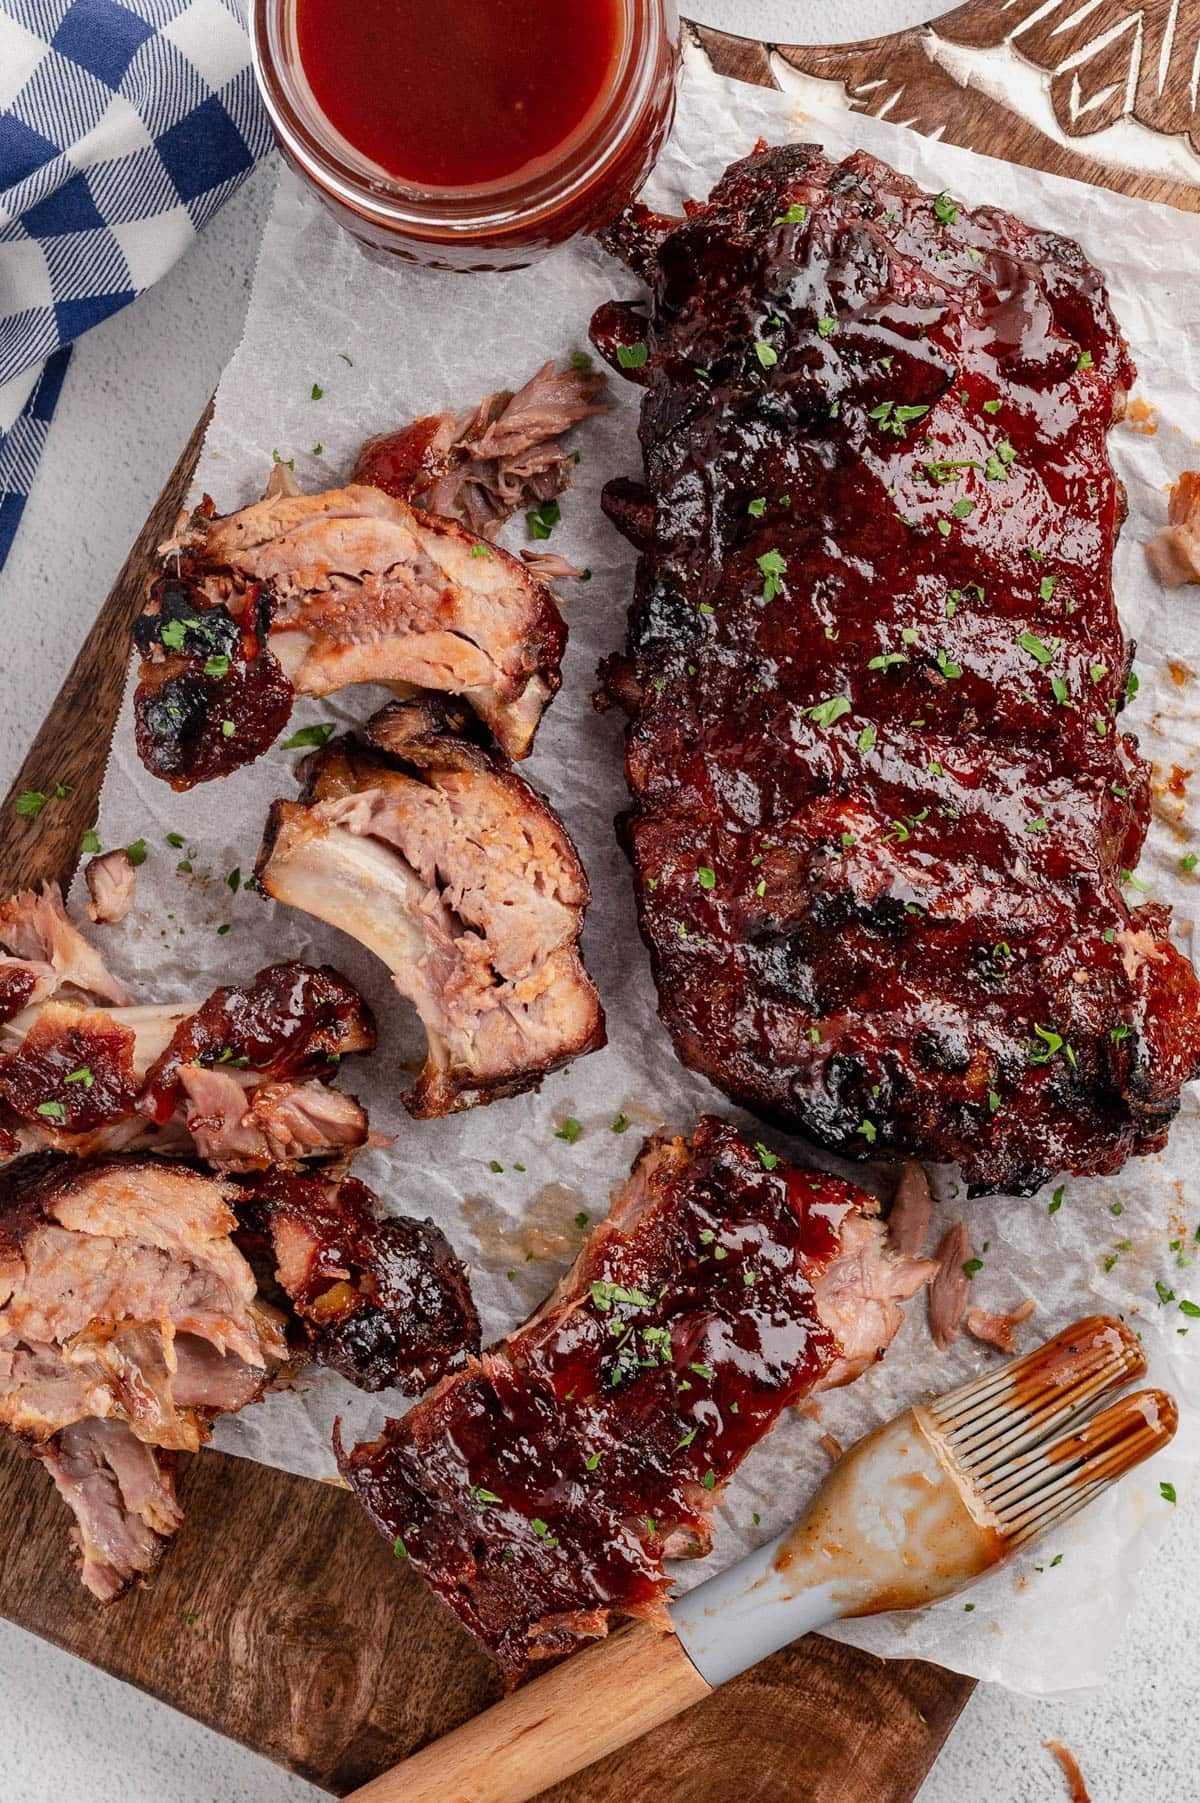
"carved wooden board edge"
0,403,213,899
700,3,1200,216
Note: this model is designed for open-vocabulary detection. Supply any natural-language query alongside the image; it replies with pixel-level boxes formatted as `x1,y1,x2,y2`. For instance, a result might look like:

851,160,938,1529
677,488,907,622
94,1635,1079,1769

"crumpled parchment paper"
75,45,1200,1692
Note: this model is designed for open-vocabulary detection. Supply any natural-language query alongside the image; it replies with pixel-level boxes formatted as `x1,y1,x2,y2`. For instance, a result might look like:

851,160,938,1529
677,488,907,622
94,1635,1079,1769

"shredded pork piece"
888,1161,933,1257
1146,471,1200,587
966,1298,1036,1354
352,359,609,539
0,885,128,1005
929,1222,973,1350
84,850,137,926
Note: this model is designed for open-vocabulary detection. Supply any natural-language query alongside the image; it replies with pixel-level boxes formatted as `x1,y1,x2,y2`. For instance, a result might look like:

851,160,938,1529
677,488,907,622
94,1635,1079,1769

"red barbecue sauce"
294,0,625,190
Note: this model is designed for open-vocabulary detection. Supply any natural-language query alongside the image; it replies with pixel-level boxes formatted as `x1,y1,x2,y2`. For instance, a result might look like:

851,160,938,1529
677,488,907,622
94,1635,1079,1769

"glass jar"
250,0,680,271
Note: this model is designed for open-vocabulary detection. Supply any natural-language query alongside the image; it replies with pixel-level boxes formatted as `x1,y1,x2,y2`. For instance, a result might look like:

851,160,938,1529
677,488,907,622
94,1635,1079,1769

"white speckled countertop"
1,2,1196,1796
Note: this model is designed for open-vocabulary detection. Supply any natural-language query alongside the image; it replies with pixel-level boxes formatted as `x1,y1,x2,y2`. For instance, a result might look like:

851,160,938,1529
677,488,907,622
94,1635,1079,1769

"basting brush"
348,1316,1176,1803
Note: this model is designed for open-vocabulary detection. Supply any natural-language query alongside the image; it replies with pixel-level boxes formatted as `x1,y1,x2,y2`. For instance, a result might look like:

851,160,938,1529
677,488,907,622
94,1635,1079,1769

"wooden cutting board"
2,8,1197,1798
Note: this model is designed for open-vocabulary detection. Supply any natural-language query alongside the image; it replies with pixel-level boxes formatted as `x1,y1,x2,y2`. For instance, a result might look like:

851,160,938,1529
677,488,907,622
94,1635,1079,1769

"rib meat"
0,1153,288,1597
337,1115,933,1678
237,1167,481,1393
135,477,566,789
592,142,1200,1195
0,908,375,1172
256,703,605,1116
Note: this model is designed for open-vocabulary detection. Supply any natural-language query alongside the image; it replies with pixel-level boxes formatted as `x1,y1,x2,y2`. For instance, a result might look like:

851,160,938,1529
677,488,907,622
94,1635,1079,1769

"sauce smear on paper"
294,0,625,189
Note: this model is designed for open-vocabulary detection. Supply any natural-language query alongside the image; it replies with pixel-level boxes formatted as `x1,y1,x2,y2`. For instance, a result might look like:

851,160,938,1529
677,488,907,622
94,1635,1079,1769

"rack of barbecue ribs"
256,700,606,1116
591,142,1200,1196
0,886,376,1170
337,1116,934,1679
132,360,606,788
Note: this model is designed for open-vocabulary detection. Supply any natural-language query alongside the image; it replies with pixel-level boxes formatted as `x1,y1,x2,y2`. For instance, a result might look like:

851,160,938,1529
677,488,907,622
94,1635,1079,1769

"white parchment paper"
78,48,1200,1692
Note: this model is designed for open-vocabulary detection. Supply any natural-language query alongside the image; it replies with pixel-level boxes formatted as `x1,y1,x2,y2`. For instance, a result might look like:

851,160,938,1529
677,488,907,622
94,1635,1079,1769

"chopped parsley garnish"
393,1535,407,1558
1024,816,1049,834
816,316,836,338
555,1117,582,1144
754,339,779,369
570,350,593,371
856,724,877,755
125,839,148,866
982,397,1003,415
531,1518,559,1547
470,542,492,558
203,654,230,678
589,1280,652,1314
64,1066,94,1088
220,720,235,738
469,1486,502,1509
858,1118,877,1144
868,400,929,437
616,341,648,369
489,1159,504,1174
757,548,787,602
585,1449,602,1470
701,1469,717,1491
801,694,852,729
869,652,909,672
527,498,561,540
935,650,963,679
772,203,807,225
697,866,716,890
755,1142,779,1171
15,792,46,817
1039,574,1059,602
748,496,767,517
1029,1025,1065,1064
1076,350,1094,372
962,1258,983,1279
36,1101,66,1120
310,382,323,400
1181,854,1198,873
1161,1481,1177,1504
933,191,959,224
612,1113,629,1134
80,829,102,855
281,723,336,751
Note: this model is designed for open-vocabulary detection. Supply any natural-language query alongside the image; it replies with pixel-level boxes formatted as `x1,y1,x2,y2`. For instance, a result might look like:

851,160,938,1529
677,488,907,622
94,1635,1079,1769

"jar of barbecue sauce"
250,0,680,270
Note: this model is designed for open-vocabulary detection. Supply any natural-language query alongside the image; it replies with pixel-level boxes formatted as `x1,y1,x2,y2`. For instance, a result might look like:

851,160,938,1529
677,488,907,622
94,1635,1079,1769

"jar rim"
250,0,670,244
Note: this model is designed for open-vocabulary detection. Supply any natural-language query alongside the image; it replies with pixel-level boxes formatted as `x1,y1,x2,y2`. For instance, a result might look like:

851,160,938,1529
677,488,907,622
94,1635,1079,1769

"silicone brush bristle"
922,1318,1172,1544
926,1315,1144,1479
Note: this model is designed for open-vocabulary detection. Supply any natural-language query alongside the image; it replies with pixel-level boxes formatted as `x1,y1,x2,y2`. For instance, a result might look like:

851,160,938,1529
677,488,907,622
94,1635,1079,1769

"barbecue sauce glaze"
294,0,624,189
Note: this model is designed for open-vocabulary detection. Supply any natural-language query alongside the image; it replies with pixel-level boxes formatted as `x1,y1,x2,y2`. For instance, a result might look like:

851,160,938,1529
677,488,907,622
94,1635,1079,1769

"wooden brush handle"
345,1621,711,1803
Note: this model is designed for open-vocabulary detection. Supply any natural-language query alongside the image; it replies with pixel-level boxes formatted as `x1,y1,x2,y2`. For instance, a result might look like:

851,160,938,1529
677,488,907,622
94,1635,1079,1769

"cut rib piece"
236,1167,480,1393
134,471,567,787
592,142,1200,1195
0,926,376,1173
84,850,137,926
0,1153,289,1597
257,705,605,1117
336,1115,933,1678
351,358,609,539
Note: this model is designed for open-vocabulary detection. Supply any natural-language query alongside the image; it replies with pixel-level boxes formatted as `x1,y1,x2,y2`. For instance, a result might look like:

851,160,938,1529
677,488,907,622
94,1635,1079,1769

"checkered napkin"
0,0,272,572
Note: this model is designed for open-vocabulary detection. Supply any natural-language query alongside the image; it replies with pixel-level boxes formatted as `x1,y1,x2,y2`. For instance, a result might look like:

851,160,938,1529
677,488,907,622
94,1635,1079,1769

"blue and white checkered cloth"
0,0,271,571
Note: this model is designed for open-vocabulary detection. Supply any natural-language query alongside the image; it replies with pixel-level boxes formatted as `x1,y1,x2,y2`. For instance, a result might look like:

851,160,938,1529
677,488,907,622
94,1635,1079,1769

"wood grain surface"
2,7,1196,1798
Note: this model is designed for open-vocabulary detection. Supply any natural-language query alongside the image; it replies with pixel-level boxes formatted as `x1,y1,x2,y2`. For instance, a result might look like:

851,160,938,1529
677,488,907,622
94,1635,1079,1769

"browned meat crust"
336,1116,933,1679
591,142,1200,1196
236,1167,480,1393
256,703,605,1117
0,1153,288,1598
